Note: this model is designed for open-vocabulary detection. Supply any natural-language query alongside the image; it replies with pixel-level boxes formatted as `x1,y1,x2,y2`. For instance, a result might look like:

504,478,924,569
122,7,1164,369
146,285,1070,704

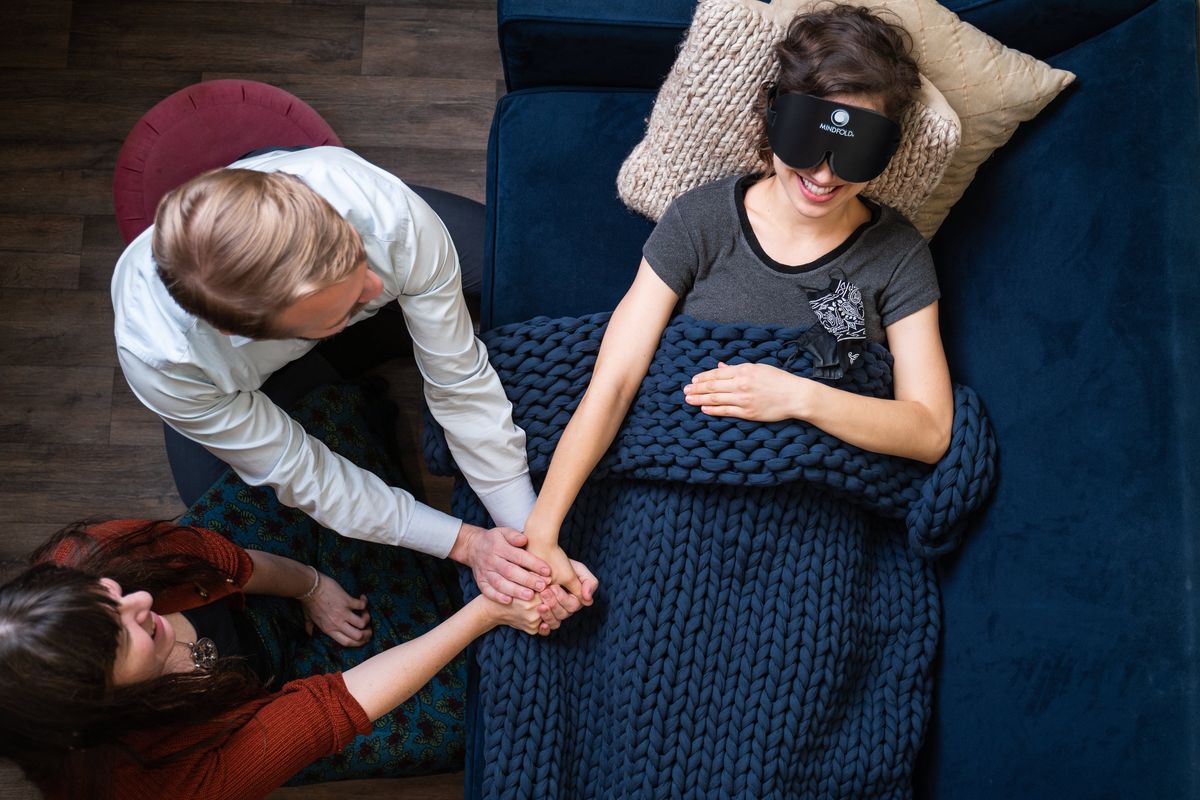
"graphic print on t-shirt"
801,277,866,373
807,278,866,343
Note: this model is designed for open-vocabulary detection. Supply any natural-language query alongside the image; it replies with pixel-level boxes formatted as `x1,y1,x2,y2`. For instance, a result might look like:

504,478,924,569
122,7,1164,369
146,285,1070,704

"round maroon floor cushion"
113,80,341,243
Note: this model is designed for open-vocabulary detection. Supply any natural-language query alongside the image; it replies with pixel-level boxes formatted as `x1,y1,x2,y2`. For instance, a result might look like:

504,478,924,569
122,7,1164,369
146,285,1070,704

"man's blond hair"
152,169,366,339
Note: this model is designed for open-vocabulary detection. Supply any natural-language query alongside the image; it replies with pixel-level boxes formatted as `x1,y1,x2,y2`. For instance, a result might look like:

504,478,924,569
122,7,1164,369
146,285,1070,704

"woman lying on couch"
0,518,545,799
443,8,996,800
527,3,953,592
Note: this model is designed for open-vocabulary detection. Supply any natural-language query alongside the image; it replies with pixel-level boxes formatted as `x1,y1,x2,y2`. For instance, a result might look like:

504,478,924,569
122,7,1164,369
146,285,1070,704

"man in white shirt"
112,147,593,617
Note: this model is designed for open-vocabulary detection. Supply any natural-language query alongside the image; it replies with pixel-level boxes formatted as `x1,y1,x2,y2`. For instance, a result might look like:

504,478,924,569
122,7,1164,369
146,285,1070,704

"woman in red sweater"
0,519,545,799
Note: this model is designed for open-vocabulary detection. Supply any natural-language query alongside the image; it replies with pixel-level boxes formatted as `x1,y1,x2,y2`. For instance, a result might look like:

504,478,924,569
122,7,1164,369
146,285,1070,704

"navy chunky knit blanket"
425,314,996,800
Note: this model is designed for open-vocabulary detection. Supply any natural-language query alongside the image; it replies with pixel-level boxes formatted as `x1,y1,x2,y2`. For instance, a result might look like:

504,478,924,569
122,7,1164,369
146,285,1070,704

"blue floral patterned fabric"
180,382,466,783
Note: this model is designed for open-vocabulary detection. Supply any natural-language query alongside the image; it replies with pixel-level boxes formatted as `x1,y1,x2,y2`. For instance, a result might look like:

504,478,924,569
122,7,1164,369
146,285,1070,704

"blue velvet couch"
481,1,1199,796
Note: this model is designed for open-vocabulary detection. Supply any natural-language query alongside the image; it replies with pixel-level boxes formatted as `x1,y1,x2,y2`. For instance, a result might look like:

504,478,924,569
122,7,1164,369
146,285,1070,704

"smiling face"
769,92,885,224
270,260,386,341
99,577,177,686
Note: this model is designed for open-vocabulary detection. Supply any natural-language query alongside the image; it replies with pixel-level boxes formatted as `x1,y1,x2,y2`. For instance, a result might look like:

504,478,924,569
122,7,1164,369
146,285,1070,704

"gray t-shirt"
643,175,939,345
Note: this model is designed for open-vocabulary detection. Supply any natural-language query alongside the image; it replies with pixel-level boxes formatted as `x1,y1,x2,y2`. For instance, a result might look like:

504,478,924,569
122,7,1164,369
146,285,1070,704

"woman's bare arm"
343,595,539,720
522,260,679,592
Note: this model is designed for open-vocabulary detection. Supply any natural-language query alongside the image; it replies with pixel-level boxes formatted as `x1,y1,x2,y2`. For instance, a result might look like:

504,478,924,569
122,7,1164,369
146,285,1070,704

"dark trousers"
162,183,485,506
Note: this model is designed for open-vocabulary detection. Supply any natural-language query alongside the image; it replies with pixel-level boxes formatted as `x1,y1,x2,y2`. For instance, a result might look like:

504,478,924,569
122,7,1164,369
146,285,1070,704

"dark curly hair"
754,4,921,174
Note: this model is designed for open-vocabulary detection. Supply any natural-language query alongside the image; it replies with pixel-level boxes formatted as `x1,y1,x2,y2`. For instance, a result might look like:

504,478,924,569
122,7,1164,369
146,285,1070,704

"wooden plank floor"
0,0,502,796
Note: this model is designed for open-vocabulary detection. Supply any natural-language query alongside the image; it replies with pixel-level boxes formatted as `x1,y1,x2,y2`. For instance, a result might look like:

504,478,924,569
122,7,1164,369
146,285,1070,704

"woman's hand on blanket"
451,523,553,605
685,362,806,422
300,572,373,647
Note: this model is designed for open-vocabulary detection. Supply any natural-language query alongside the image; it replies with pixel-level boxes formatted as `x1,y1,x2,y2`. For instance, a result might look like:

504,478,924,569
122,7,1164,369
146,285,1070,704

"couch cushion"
483,88,656,329
920,1,1199,796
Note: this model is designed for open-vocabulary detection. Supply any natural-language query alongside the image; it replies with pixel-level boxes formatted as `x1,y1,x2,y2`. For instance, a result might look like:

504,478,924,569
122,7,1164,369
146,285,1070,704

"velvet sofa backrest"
942,0,1153,58
497,0,1154,92
498,0,696,90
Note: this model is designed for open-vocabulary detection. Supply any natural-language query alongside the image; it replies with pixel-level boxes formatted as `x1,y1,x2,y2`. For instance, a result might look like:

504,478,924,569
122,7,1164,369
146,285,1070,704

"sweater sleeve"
120,673,372,800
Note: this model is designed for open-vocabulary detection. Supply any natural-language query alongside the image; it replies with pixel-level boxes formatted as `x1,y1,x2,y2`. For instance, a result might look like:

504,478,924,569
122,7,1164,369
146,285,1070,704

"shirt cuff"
477,474,538,531
400,502,464,559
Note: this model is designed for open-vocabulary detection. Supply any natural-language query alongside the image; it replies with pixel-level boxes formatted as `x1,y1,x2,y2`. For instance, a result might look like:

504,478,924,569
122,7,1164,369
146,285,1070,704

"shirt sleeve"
123,673,371,800
642,200,699,298
395,190,537,531
118,349,464,556
879,237,941,329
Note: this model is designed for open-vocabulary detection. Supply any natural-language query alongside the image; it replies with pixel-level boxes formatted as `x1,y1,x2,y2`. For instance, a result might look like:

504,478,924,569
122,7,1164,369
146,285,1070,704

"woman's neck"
745,174,869,266
164,611,201,674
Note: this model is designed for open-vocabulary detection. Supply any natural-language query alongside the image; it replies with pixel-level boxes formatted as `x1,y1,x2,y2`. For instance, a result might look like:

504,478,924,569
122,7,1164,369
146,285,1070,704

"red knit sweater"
43,520,373,799
116,672,371,800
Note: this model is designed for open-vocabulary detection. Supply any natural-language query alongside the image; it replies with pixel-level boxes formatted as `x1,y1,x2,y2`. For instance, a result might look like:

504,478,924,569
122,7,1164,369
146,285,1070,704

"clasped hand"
524,539,598,631
453,524,597,635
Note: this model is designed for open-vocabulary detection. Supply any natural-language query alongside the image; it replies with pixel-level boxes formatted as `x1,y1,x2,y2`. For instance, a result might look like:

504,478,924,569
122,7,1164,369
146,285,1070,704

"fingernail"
541,567,552,576
535,581,546,591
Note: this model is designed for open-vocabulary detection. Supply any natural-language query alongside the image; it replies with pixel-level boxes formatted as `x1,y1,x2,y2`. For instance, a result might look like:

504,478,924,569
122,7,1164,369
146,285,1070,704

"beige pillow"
617,0,1075,239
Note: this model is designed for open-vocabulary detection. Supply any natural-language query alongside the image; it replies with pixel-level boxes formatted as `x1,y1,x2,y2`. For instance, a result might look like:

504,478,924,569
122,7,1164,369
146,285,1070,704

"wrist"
448,522,479,566
294,565,321,601
790,374,819,421
465,594,500,632
523,511,561,545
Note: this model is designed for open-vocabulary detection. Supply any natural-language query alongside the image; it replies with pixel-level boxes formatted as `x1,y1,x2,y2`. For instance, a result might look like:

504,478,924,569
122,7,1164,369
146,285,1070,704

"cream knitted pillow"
617,0,1075,239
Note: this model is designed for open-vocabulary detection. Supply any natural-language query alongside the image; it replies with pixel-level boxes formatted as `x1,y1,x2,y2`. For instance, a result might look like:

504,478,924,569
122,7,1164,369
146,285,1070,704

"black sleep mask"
765,91,901,183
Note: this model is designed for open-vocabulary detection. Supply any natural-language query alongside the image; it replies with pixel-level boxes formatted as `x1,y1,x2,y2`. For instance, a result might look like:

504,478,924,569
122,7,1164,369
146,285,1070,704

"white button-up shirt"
112,147,535,557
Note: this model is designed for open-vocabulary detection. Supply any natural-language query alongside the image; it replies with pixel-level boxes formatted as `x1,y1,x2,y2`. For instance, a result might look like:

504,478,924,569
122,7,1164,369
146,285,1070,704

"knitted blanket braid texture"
424,314,996,799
